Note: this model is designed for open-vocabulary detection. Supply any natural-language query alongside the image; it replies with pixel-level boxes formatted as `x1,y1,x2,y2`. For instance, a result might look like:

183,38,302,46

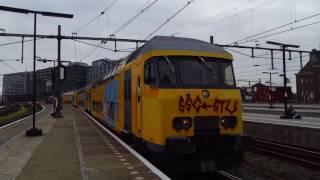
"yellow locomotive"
73,36,250,172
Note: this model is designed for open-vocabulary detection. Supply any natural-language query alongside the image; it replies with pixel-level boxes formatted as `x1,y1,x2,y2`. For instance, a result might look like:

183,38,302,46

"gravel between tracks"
227,151,320,180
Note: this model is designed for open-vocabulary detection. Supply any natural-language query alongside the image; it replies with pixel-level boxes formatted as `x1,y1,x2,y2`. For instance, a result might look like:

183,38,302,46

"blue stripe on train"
104,80,119,128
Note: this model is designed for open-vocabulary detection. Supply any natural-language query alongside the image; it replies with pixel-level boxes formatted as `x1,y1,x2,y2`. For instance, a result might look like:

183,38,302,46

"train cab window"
173,56,207,85
157,57,176,85
221,62,235,87
144,61,156,85
204,58,220,86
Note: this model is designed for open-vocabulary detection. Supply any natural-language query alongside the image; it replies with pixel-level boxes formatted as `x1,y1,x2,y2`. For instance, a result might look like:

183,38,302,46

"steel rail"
216,169,242,180
251,138,320,168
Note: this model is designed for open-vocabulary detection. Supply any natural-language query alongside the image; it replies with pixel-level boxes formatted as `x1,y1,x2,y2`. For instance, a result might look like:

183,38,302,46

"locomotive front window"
157,57,177,85
144,56,236,88
203,58,219,86
221,62,235,86
173,56,208,85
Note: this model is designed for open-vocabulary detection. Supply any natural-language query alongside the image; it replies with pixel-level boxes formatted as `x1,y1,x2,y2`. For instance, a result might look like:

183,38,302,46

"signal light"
172,117,192,131
221,116,237,129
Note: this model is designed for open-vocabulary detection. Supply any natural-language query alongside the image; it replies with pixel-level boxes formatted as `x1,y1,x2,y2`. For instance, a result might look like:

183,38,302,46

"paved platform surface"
243,103,320,109
244,112,320,129
0,105,162,180
0,105,55,180
244,106,320,113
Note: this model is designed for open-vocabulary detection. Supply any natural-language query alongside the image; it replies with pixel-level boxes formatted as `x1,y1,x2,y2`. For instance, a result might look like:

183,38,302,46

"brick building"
296,49,320,103
242,83,293,103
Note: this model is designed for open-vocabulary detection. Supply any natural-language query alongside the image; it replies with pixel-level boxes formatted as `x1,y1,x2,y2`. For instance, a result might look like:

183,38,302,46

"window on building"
253,87,257,92
301,78,304,83
310,91,314,99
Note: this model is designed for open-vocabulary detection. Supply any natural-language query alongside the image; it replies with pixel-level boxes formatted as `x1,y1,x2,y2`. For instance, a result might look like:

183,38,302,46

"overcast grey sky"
1,0,320,94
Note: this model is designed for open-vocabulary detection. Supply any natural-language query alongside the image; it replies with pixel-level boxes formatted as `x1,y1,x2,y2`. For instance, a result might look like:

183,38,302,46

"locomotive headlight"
172,117,193,131
221,116,237,129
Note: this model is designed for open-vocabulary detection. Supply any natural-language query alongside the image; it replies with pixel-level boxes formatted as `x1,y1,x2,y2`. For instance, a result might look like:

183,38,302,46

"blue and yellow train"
71,36,251,172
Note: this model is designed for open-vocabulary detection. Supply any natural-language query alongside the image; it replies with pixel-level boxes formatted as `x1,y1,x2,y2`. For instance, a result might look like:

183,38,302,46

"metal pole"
271,50,274,69
51,61,56,116
26,13,42,136
299,52,303,69
32,13,36,129
54,25,63,118
266,41,299,118
282,45,288,117
21,36,24,63
269,73,273,108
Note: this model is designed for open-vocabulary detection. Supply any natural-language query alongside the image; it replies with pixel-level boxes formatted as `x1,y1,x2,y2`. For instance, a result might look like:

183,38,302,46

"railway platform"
0,105,164,180
244,112,320,150
243,103,320,117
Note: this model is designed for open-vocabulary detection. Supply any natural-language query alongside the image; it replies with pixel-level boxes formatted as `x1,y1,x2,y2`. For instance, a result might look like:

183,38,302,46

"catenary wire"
112,0,160,36
232,13,320,44
72,0,118,33
145,0,195,40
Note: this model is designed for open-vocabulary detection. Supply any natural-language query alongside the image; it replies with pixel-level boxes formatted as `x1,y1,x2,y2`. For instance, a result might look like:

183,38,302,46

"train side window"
144,61,156,85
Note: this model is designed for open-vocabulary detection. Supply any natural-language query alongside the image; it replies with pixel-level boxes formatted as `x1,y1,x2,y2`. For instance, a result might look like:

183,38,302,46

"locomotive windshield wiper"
199,56,218,81
164,56,176,74
199,56,212,71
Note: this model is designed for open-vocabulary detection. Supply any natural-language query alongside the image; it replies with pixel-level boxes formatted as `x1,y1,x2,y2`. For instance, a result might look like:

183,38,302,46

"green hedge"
0,104,42,126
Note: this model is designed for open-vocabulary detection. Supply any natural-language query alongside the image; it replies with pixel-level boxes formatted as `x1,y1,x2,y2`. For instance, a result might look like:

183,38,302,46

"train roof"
126,36,231,64
62,90,74,96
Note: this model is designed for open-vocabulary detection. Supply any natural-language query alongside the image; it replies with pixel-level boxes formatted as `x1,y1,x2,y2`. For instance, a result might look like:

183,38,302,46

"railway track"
215,169,242,180
0,105,46,147
251,138,320,169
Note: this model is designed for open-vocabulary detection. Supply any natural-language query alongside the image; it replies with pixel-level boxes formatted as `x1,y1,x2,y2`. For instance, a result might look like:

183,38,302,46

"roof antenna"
210,35,214,44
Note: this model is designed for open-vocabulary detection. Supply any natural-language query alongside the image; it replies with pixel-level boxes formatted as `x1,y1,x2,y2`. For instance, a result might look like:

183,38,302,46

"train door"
124,70,132,133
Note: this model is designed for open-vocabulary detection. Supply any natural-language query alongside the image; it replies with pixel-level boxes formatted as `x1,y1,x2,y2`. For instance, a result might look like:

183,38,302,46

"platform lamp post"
0,5,73,136
262,72,278,109
266,41,299,119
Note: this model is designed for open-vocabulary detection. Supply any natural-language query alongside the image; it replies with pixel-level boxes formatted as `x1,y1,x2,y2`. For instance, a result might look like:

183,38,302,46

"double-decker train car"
73,36,251,173
73,85,92,112
62,91,74,104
